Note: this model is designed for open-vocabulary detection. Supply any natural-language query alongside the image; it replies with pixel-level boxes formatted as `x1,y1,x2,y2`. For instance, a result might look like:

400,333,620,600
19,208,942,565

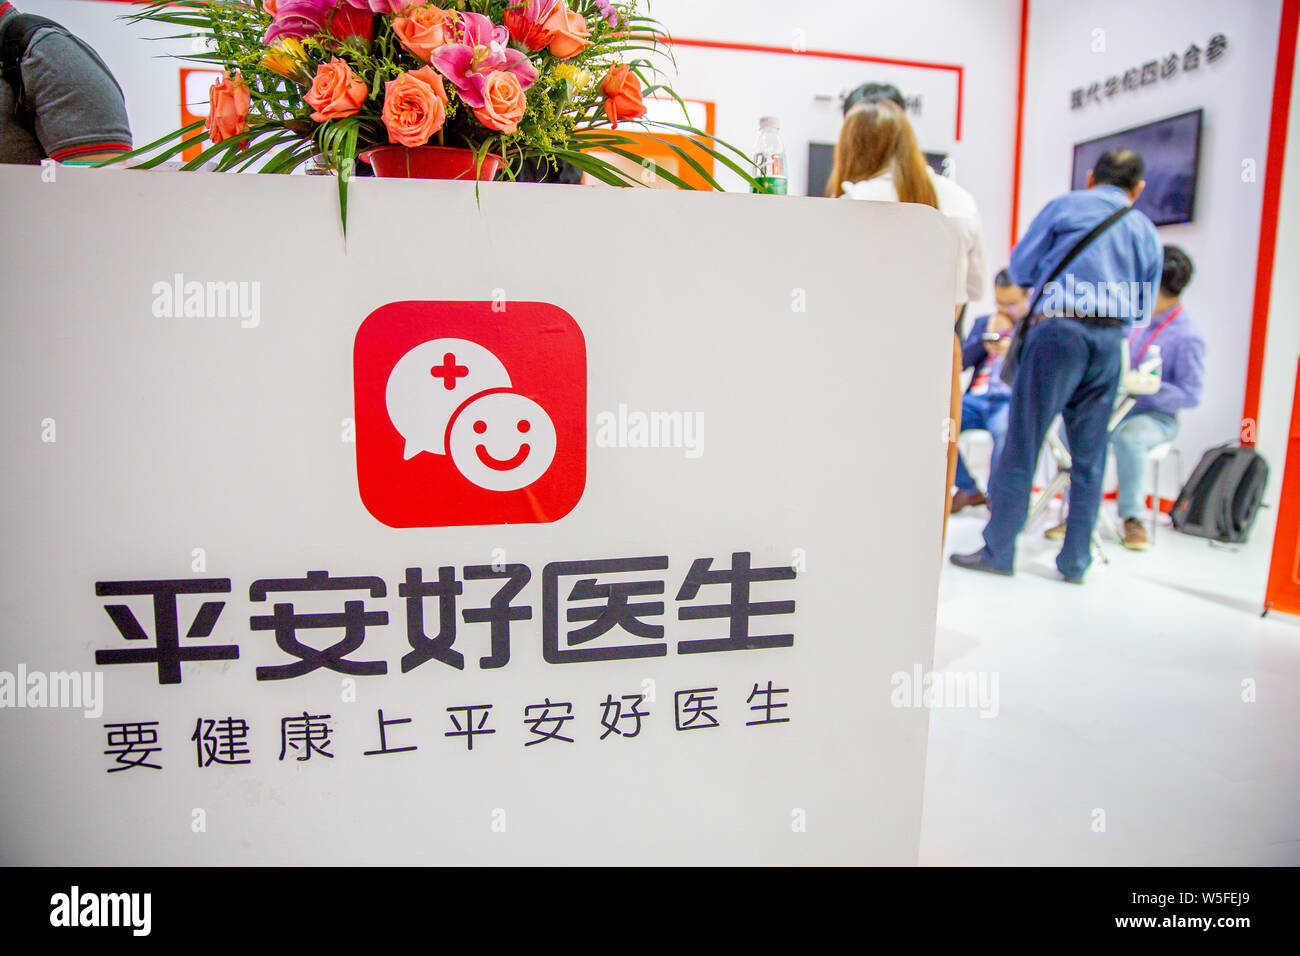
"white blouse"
841,168,988,307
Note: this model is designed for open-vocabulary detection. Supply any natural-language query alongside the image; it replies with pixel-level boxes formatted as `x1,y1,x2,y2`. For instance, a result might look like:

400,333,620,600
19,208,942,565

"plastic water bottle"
1139,344,1163,379
753,116,788,195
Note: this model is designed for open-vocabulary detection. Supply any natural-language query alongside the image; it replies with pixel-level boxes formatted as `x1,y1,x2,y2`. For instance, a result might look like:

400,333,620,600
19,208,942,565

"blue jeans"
1112,411,1178,519
982,318,1125,579
954,392,1010,493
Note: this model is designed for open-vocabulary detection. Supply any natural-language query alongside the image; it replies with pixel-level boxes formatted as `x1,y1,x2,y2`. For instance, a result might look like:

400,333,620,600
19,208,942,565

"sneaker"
1044,521,1066,541
951,489,987,514
1122,517,1150,551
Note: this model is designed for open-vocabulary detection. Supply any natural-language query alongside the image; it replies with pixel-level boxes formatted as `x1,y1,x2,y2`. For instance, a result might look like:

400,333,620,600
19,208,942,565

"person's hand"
983,312,1015,356
988,312,1015,336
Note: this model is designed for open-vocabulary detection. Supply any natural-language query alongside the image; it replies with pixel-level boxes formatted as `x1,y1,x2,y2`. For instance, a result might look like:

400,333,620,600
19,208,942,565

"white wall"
650,0,1024,317
1020,0,1285,503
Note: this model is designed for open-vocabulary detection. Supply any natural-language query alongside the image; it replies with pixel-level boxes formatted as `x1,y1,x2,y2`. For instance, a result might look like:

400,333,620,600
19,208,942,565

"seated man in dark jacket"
951,270,1030,513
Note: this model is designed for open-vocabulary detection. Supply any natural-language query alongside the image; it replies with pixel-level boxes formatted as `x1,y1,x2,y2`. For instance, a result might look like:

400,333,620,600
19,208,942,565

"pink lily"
341,0,408,13
429,10,538,108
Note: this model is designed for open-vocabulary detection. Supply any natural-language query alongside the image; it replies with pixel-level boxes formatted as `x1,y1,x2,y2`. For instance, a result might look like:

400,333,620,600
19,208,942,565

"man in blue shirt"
951,270,1029,514
1045,245,1205,550
951,149,1163,583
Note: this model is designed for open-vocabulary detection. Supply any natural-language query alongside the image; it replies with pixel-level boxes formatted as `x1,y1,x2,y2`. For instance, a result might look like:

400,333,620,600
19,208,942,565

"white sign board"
0,167,955,865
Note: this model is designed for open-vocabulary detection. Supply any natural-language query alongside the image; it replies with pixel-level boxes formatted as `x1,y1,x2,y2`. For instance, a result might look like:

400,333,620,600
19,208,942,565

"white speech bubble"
386,338,511,459
448,391,557,492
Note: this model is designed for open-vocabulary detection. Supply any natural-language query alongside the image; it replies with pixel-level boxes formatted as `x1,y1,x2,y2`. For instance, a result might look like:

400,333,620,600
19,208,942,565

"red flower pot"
358,145,503,180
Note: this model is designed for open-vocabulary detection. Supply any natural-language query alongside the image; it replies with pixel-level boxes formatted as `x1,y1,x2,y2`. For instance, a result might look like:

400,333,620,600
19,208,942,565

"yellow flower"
262,38,309,80
552,63,592,93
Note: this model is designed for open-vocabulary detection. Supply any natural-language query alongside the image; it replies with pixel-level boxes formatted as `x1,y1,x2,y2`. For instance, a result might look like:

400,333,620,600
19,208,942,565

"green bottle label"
754,176,788,195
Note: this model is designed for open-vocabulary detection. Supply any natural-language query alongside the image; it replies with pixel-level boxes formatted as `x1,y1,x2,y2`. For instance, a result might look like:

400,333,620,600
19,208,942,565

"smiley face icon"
385,338,512,460
446,390,557,492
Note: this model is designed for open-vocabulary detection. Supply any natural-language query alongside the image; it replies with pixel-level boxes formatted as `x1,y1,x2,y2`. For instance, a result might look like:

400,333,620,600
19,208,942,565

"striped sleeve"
22,27,132,161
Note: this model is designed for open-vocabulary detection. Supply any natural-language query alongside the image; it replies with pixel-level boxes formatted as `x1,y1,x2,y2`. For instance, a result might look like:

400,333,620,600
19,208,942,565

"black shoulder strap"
1026,203,1133,316
1,13,62,136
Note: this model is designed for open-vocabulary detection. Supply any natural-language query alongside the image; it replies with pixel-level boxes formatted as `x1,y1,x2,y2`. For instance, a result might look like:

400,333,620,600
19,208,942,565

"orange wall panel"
1265,358,1300,615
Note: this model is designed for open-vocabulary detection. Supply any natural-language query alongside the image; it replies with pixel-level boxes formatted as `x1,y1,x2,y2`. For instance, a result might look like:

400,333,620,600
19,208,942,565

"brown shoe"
951,489,987,514
1122,517,1150,551
1044,521,1066,541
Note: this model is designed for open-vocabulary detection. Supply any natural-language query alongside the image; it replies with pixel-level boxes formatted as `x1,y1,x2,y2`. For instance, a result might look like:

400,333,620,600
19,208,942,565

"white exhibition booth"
0,166,956,864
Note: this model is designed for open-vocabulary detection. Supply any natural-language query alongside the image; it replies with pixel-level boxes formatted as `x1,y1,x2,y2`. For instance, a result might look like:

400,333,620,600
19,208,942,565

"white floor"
919,496,1300,866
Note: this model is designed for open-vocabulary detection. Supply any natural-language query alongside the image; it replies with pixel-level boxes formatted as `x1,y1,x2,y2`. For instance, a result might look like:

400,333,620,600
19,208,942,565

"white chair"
1028,416,1120,563
956,428,993,494
1146,441,1184,543
1025,338,1136,563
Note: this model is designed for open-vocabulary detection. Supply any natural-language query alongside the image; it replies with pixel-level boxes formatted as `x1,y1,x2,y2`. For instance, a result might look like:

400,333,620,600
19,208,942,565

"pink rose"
382,66,449,147
205,71,251,144
473,70,527,133
303,56,369,122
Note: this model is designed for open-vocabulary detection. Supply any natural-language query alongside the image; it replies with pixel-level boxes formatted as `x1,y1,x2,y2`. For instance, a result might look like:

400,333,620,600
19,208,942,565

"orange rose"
205,71,250,144
473,71,527,134
303,57,368,122
542,2,592,59
392,4,457,63
382,66,448,147
410,64,447,103
600,64,645,128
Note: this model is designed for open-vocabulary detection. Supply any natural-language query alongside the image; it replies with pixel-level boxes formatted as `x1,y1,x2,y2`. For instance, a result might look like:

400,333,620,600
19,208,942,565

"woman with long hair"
828,100,939,207
831,99,988,547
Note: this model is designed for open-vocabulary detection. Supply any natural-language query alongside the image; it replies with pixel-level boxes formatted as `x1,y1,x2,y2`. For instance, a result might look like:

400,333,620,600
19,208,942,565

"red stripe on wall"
954,64,965,143
1242,0,1299,442
1010,0,1029,249
669,37,966,142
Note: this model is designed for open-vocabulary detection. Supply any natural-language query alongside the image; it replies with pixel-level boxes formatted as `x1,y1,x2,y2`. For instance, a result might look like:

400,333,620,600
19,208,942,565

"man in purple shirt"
1109,245,1204,549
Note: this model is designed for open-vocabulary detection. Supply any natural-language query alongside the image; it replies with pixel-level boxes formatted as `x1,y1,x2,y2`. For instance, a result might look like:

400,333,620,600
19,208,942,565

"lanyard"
1131,305,1182,363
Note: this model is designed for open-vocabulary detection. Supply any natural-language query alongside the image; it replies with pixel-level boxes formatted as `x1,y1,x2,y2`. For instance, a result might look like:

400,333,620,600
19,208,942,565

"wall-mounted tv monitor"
1070,109,1203,226
808,142,948,197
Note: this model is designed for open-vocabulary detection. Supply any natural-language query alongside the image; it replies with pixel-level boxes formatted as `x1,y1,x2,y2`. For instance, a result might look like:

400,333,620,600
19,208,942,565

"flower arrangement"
115,0,758,228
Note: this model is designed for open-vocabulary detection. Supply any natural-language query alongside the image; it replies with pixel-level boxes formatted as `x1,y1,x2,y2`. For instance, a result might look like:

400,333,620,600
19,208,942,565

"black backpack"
1170,443,1269,544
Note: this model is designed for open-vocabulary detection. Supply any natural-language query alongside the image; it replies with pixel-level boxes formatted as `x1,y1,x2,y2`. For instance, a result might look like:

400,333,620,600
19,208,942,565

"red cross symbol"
430,352,469,390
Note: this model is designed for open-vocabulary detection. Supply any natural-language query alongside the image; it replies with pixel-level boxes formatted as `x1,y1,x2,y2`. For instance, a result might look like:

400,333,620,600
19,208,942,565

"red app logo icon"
354,301,586,528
